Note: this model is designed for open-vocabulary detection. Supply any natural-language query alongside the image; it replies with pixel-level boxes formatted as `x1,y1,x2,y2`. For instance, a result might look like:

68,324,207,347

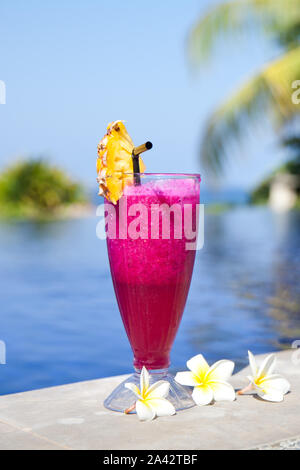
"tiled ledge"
0,350,299,450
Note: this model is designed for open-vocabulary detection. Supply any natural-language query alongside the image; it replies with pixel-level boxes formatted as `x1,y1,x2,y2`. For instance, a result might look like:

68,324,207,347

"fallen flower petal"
124,366,176,421
175,354,235,406
238,351,290,402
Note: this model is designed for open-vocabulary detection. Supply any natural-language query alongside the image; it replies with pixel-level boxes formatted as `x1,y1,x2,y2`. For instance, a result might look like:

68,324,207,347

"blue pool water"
0,206,300,395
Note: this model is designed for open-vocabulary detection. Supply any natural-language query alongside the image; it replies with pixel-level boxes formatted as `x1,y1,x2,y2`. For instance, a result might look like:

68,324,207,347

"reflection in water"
267,211,300,345
180,207,300,372
0,207,299,394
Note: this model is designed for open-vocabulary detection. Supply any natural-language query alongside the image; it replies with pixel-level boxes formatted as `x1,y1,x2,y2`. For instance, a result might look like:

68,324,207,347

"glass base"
103,369,195,413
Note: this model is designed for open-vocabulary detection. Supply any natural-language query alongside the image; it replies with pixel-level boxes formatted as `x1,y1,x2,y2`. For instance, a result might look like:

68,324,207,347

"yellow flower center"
254,375,266,389
193,372,207,386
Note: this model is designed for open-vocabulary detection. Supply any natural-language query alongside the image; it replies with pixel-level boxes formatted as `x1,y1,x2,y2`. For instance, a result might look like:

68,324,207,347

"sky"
0,0,288,191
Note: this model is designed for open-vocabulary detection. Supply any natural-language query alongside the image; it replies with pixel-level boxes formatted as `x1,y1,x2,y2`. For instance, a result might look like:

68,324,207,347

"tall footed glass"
104,173,200,412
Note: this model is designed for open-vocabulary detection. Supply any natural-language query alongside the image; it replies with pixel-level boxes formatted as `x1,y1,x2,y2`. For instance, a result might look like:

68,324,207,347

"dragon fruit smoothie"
105,175,200,371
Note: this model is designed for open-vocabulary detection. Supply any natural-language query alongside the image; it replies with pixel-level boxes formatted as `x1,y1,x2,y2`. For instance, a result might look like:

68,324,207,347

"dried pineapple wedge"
97,121,145,204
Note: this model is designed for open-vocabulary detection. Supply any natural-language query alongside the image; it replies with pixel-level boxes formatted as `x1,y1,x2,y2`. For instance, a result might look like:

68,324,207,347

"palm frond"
189,0,300,65
201,47,300,172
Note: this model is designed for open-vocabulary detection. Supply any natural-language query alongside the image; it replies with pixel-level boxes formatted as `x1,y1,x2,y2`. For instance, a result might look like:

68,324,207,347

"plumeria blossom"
238,351,290,402
175,354,235,406
124,366,176,421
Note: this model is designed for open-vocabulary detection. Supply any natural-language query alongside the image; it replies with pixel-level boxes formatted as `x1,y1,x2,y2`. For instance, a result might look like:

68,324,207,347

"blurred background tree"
189,0,300,194
0,159,87,220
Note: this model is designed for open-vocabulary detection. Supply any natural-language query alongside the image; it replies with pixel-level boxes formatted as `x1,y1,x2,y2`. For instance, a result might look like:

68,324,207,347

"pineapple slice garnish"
97,121,145,204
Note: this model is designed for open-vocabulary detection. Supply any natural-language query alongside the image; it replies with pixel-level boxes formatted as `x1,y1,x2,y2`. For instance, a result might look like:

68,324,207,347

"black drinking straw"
132,141,152,186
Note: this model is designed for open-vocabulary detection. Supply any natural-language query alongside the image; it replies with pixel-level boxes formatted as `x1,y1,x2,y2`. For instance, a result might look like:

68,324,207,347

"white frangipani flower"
238,351,290,402
175,354,235,406
124,366,176,421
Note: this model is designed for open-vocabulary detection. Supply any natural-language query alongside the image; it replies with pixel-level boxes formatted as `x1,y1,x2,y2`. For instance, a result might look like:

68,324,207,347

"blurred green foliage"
189,0,300,174
0,158,87,219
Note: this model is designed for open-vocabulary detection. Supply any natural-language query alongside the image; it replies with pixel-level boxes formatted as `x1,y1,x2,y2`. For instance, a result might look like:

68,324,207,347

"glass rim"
107,172,201,179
